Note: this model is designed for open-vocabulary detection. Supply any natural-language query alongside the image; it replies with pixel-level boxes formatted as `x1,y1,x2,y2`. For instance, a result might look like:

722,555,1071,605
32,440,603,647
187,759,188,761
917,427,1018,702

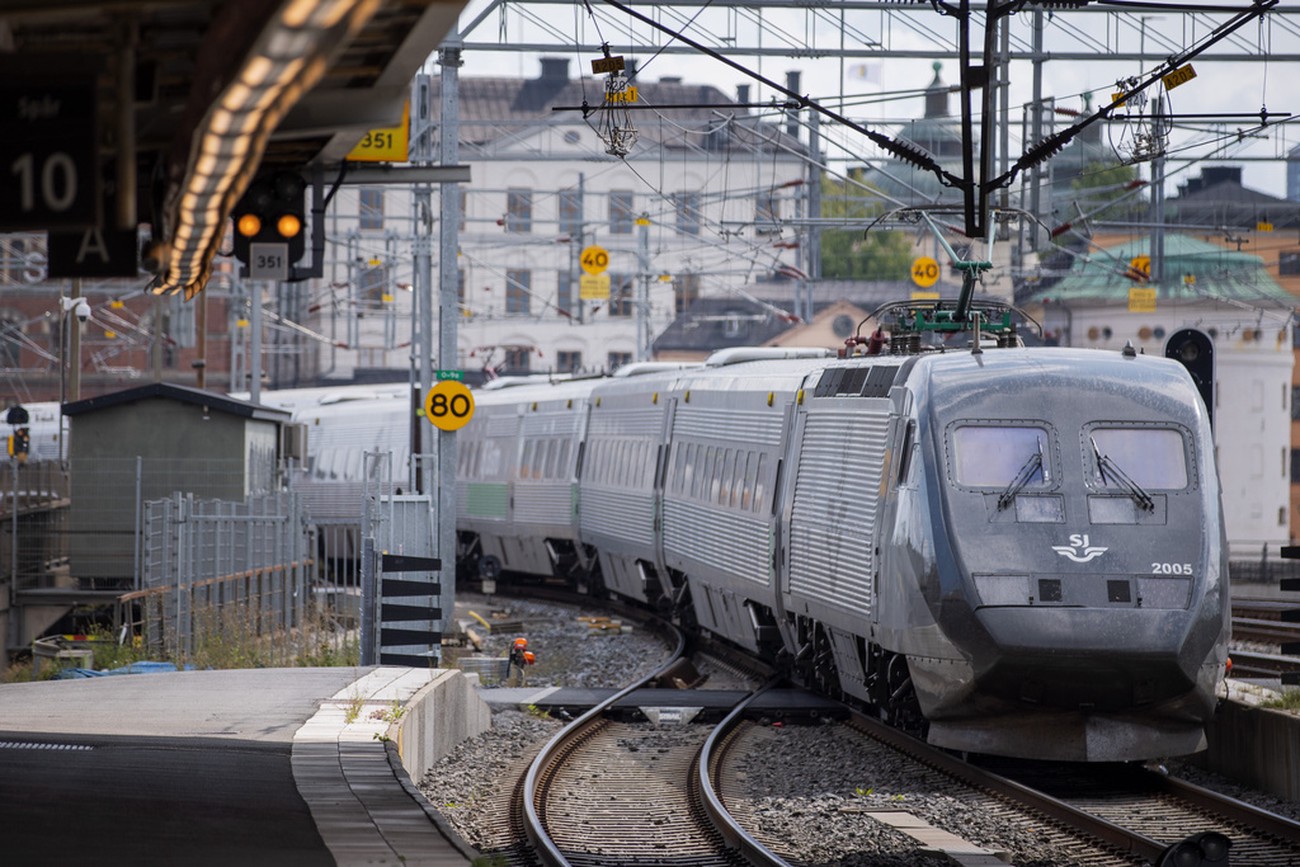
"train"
452,300,1230,763
17,294,1228,763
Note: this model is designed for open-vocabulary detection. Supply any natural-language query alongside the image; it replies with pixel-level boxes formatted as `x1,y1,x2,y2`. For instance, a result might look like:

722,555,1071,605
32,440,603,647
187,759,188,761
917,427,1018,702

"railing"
134,491,325,665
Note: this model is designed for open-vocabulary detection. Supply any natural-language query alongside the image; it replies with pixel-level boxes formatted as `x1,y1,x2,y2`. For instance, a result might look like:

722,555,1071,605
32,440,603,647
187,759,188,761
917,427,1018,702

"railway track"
518,619,787,866
1231,595,1300,679
467,585,1300,865
722,707,1300,866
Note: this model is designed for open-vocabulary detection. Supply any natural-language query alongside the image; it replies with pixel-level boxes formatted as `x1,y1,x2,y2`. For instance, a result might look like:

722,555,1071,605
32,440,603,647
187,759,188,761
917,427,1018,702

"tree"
819,175,914,280
1068,161,1146,224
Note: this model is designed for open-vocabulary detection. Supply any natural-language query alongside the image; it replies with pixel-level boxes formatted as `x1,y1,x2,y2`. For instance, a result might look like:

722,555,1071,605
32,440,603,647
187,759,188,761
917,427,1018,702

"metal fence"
1,459,71,593
130,491,319,663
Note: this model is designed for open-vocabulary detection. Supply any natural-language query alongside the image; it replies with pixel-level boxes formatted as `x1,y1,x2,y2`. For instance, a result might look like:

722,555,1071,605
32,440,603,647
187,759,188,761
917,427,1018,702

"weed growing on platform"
1261,688,1300,711
345,692,365,724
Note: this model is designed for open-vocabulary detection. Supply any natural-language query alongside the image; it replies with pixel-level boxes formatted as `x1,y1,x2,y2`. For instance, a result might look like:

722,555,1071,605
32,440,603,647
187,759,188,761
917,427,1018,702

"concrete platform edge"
1199,696,1300,802
383,738,483,861
293,666,490,866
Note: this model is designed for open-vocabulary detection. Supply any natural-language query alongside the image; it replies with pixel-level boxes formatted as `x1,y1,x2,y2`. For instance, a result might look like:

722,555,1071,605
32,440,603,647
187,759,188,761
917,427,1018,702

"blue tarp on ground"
56,661,194,678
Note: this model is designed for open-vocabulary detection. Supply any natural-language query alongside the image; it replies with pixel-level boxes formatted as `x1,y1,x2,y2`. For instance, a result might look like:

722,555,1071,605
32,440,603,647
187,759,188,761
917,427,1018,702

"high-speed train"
30,298,1226,762
453,310,1229,763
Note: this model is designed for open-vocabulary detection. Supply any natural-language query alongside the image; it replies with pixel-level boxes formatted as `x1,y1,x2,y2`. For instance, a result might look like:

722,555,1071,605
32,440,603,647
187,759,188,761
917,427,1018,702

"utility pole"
636,214,650,361
412,70,434,494
437,41,463,625
804,108,822,322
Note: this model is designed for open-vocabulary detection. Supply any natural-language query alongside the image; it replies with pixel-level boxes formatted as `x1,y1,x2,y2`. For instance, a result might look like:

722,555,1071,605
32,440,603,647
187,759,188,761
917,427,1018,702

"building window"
608,273,633,317
610,190,634,234
359,188,384,230
674,191,701,236
504,346,531,373
675,272,700,315
1292,448,1300,483
1281,250,1300,275
607,351,632,372
0,315,20,367
506,269,531,314
360,265,386,302
506,188,532,233
559,188,583,236
557,350,582,372
755,193,779,234
556,270,573,317
2,237,25,285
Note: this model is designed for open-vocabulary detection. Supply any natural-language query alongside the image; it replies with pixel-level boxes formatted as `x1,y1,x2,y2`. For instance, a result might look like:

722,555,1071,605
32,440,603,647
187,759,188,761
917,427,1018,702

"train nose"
971,606,1202,710
983,656,1195,711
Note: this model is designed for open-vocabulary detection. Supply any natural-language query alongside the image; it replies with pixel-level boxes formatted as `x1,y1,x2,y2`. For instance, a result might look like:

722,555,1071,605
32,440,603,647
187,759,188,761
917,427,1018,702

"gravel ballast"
419,593,1300,865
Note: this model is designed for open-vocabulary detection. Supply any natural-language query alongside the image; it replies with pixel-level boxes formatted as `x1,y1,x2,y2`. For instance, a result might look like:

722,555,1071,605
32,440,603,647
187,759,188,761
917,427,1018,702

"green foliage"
373,699,406,724
819,175,914,281
345,692,366,724
1068,161,1146,223
1261,689,1300,711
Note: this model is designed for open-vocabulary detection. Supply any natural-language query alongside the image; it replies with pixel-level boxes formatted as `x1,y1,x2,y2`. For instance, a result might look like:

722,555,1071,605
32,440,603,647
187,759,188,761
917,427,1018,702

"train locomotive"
456,300,1228,762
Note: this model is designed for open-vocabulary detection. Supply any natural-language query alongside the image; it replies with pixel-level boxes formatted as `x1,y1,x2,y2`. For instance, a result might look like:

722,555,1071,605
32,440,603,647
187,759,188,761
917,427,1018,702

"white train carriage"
459,377,604,581
655,350,836,654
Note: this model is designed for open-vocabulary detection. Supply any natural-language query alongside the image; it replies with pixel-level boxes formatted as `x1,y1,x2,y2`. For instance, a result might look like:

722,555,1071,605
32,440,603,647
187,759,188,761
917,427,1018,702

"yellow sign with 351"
347,102,410,163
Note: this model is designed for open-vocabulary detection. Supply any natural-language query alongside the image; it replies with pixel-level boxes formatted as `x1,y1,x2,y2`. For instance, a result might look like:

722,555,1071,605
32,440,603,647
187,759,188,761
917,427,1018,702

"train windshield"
1087,427,1188,490
950,425,1051,488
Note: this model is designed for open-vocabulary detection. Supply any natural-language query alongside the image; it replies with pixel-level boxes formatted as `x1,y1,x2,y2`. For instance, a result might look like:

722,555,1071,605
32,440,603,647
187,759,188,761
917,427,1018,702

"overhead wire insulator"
593,52,639,158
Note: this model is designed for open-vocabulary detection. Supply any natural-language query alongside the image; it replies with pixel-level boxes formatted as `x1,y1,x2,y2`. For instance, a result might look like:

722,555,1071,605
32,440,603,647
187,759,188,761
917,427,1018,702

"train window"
695,446,712,500
482,440,503,479
739,452,756,510
520,441,535,478
682,443,696,496
752,453,767,512
722,452,743,504
558,441,571,477
1087,426,1188,490
951,424,1051,488
545,439,559,479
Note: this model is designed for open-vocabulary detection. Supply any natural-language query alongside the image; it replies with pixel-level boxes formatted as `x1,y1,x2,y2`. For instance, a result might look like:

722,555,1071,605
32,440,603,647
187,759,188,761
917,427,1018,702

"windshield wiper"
997,437,1044,511
1089,436,1154,512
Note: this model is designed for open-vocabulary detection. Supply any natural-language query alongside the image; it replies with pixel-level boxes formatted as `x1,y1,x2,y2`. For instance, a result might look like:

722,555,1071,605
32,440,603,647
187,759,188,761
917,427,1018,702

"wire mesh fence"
0,459,71,593
130,490,325,665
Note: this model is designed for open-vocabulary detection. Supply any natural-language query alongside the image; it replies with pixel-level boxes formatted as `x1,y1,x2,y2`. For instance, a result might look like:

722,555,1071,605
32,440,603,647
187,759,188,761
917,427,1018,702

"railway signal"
1165,329,1214,431
231,170,307,271
7,426,28,463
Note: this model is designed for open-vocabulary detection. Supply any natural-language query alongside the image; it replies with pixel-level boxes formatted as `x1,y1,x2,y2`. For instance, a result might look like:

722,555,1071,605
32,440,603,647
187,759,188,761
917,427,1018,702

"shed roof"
63,383,291,423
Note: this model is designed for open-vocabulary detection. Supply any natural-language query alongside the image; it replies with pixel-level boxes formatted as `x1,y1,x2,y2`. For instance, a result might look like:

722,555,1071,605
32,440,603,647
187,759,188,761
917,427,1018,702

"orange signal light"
236,213,262,238
276,212,302,239
512,637,528,649
522,651,535,665
1225,657,1233,676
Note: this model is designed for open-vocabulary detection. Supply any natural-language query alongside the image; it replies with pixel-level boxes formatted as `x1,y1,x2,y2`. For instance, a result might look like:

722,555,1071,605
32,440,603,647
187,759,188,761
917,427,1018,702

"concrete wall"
392,669,492,783
1199,699,1300,801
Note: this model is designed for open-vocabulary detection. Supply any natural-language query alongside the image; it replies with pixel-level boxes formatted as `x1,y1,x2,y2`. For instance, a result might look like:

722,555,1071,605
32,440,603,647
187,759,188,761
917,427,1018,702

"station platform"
0,666,482,866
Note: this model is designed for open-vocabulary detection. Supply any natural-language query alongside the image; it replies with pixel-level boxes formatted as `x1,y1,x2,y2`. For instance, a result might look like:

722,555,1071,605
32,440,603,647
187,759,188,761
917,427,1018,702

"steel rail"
520,614,686,867
697,683,791,867
844,710,1171,863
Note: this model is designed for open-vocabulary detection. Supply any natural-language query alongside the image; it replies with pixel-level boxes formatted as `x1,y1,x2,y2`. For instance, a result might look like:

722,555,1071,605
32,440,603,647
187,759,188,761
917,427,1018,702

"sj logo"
1052,533,1107,563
